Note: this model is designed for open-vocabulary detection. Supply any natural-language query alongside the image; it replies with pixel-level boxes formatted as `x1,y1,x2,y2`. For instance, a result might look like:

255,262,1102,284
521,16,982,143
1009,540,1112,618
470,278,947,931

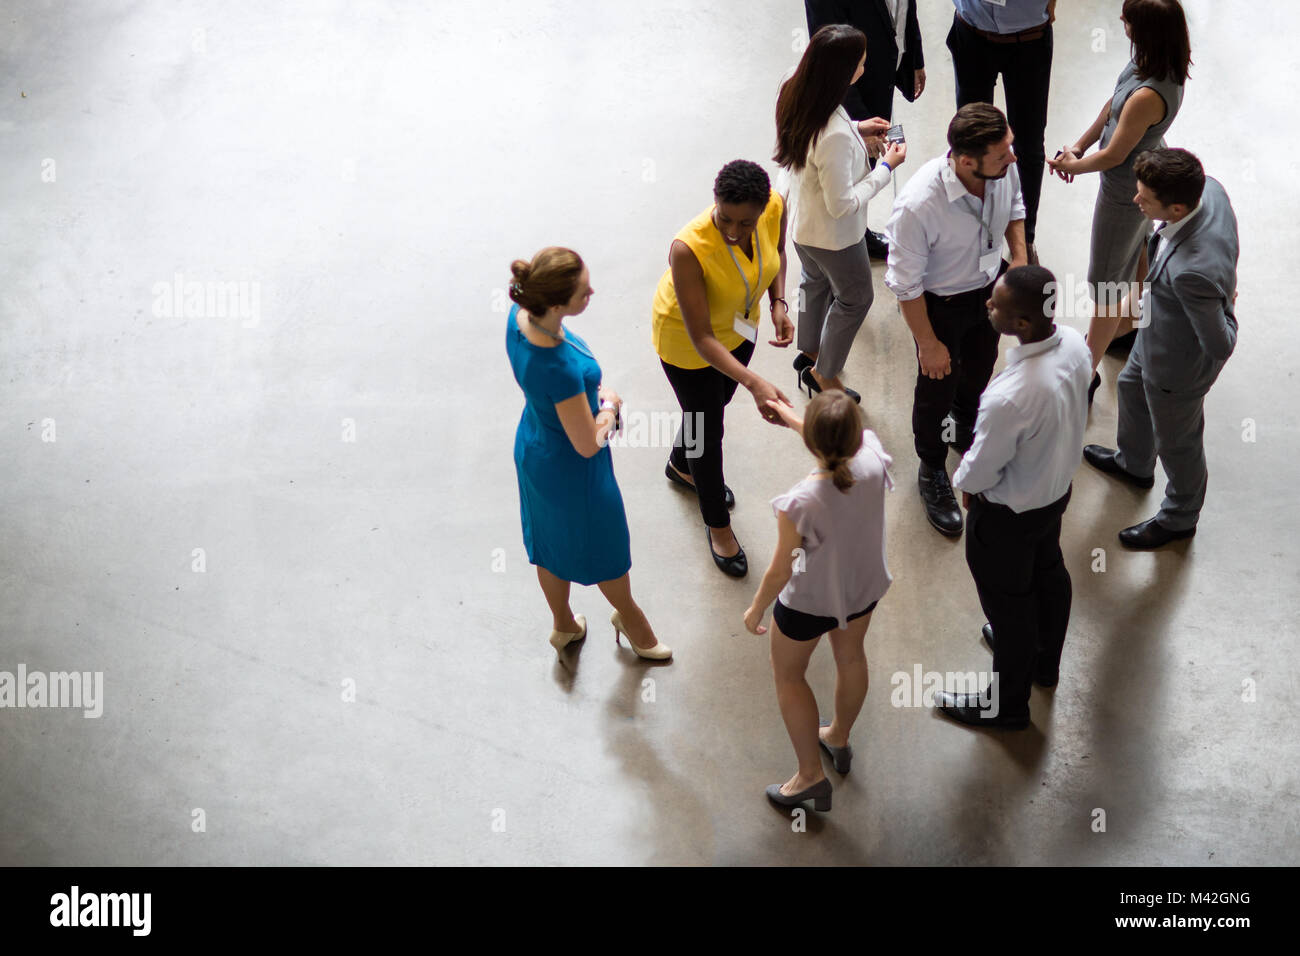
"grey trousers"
1114,347,1213,532
793,238,874,381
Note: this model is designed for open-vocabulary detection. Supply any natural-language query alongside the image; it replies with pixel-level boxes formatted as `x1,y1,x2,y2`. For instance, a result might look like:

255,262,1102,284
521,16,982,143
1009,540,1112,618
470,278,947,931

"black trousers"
661,340,754,529
947,13,1052,245
914,281,999,469
966,487,1073,720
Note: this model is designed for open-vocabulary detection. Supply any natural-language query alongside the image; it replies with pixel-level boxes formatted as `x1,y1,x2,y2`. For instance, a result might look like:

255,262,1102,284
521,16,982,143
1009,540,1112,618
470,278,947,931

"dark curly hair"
713,160,771,208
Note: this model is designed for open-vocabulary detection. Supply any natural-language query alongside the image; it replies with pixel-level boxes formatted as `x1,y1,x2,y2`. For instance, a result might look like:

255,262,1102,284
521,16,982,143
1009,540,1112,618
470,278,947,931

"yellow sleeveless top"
652,190,784,370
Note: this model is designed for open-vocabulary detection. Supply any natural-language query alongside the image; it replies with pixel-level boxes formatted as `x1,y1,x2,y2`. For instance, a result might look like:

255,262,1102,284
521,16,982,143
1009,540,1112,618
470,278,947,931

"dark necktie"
1147,228,1163,268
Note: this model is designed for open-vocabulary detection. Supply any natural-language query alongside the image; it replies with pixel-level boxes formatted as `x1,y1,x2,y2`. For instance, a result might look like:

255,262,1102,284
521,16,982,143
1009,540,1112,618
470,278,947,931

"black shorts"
772,598,878,642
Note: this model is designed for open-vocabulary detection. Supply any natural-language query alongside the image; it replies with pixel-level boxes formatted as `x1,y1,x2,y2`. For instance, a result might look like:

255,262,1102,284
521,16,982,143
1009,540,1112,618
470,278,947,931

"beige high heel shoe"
549,614,587,655
611,610,672,661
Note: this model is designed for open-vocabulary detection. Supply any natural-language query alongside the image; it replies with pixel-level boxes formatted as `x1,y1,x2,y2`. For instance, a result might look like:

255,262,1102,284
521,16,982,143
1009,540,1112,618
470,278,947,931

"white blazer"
791,106,892,252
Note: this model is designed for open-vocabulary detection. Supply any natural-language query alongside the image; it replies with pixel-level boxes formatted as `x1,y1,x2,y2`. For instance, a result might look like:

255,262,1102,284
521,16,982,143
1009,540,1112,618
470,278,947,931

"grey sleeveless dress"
1087,60,1185,290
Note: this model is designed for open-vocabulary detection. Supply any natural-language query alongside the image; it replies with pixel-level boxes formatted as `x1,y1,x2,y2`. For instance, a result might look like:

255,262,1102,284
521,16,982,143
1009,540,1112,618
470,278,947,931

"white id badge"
979,248,1001,276
983,0,1008,7
733,311,758,343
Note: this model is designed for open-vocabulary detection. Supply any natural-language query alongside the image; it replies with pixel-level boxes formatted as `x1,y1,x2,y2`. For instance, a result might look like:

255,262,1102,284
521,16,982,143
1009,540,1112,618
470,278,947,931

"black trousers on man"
966,487,1073,721
947,12,1052,245
915,280,999,469
661,340,754,529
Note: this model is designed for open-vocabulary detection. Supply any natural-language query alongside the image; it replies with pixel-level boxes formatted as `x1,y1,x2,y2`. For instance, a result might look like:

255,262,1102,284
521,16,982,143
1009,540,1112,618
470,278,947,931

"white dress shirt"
884,155,1026,300
953,325,1092,512
886,0,908,68
792,106,893,251
1153,200,1202,265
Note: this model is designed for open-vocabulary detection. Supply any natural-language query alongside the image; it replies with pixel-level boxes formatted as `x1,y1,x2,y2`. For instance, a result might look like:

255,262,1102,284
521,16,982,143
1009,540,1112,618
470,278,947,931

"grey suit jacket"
1137,176,1239,392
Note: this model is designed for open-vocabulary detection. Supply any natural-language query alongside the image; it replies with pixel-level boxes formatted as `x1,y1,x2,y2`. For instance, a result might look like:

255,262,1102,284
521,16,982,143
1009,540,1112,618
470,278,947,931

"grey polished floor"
2,1,1297,865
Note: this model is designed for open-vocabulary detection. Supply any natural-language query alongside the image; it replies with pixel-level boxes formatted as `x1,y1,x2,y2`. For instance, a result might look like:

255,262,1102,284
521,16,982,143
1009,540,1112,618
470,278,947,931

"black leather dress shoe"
706,527,747,577
1083,445,1155,489
865,229,889,260
981,624,1059,687
918,463,963,536
1119,517,1196,550
666,462,734,509
937,691,1029,730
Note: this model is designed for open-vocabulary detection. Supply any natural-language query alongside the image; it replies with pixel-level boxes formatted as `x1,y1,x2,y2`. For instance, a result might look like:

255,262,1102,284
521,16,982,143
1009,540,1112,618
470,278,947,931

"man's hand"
769,300,794,346
914,68,926,99
917,339,952,379
962,491,972,510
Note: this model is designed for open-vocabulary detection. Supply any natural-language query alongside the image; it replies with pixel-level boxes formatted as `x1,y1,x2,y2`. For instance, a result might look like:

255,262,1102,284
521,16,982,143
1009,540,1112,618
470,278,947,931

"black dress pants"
914,281,999,469
661,340,754,529
947,12,1052,245
965,487,1073,721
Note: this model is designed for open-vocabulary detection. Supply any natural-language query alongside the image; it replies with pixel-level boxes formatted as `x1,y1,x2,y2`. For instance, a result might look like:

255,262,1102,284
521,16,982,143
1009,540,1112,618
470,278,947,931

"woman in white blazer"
775,24,907,404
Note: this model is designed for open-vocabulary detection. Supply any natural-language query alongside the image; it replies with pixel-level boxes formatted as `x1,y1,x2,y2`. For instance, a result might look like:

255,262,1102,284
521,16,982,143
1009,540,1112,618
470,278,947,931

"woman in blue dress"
506,247,671,661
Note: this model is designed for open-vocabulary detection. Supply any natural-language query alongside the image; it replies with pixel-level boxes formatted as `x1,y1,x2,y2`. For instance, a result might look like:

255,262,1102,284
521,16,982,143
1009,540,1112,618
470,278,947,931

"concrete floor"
2,1,1297,866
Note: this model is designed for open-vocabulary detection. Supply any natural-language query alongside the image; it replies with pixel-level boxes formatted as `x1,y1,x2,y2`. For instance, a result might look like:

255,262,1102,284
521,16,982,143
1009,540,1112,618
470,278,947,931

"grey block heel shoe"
818,719,853,774
765,778,832,812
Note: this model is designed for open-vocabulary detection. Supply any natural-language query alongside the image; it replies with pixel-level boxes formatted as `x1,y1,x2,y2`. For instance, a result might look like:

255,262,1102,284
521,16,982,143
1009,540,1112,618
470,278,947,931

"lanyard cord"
719,216,765,319
960,194,994,251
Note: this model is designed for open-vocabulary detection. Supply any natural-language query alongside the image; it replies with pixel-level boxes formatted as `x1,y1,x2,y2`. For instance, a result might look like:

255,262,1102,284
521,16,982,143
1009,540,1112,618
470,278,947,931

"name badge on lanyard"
964,196,1001,278
723,222,764,344
733,311,758,343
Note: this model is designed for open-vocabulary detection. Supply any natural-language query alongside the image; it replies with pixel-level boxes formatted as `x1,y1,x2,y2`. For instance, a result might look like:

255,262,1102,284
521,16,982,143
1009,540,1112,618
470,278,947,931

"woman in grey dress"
1047,0,1191,402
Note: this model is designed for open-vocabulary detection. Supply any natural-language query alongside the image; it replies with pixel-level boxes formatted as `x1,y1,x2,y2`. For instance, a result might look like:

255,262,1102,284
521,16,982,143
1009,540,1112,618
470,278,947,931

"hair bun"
510,259,531,283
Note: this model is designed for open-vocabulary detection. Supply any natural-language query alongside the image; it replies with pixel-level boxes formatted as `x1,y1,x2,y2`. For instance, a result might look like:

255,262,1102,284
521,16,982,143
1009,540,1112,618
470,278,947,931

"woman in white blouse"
775,24,907,404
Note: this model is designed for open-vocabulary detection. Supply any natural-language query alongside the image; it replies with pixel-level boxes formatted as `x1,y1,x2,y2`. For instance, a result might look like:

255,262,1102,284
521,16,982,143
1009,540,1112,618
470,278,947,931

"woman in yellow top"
652,160,795,577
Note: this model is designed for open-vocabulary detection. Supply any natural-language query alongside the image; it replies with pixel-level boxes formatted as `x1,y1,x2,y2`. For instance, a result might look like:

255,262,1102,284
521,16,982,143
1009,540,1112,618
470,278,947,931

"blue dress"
506,304,632,585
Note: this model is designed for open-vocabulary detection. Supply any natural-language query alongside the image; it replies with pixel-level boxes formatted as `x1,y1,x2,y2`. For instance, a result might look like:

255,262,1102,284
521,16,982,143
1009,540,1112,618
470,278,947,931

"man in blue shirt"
947,0,1055,265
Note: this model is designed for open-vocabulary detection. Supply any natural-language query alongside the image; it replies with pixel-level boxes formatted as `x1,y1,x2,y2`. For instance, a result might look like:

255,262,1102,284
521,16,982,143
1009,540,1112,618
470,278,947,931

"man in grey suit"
1084,148,1239,549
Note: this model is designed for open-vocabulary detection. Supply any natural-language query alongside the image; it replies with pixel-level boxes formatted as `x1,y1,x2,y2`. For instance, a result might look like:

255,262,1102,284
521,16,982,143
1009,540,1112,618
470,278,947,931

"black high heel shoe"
1088,371,1101,407
793,352,814,374
799,367,860,404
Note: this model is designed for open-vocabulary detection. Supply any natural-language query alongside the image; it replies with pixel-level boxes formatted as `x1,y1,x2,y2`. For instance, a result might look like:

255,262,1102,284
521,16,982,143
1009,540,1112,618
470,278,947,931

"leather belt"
957,13,1048,44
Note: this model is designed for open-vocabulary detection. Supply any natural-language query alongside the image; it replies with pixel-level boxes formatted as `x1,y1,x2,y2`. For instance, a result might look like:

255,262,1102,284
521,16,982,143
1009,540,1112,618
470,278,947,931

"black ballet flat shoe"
1088,371,1101,407
665,461,734,510
799,367,860,404
706,527,747,578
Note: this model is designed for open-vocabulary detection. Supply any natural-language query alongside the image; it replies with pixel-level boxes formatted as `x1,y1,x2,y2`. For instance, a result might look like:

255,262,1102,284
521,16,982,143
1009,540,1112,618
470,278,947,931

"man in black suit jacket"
805,0,925,258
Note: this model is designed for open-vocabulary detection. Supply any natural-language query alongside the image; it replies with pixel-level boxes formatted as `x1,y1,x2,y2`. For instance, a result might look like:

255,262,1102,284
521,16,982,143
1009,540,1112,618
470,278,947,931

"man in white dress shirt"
936,265,1092,729
885,103,1027,537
